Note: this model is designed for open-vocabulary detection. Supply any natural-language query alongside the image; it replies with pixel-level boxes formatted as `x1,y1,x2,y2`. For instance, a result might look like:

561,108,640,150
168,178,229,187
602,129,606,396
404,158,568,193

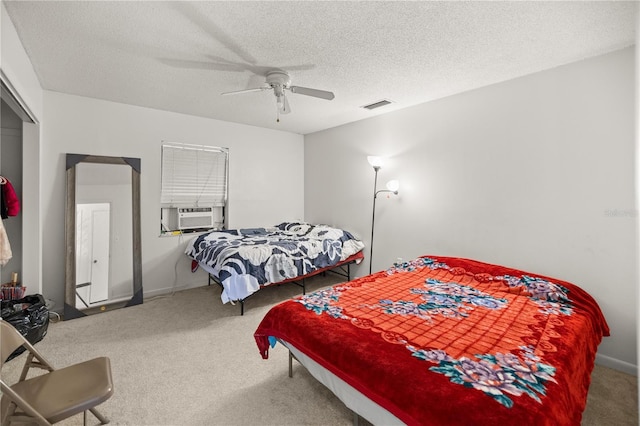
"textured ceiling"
4,1,637,135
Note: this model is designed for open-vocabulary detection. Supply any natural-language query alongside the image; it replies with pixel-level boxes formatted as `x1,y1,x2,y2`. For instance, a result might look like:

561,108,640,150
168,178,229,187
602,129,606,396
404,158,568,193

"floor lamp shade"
367,156,384,168
386,180,400,192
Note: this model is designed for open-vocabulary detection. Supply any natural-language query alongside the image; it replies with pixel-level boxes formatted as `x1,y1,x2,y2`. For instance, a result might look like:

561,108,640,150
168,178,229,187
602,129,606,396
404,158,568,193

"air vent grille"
361,99,393,110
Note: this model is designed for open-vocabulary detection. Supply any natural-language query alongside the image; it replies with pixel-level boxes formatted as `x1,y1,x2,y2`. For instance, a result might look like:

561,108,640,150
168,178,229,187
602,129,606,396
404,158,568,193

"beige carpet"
2,274,638,425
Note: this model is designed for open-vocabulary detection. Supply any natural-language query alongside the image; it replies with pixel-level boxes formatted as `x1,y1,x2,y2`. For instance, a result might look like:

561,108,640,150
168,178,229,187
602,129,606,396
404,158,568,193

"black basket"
1,294,49,361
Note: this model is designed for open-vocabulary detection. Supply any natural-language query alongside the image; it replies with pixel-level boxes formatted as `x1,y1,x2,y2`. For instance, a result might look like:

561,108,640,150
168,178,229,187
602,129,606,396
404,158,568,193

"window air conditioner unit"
178,207,214,230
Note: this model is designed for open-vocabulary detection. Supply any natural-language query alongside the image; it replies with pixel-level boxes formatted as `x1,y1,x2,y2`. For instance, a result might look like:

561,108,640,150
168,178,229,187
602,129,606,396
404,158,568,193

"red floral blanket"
254,256,609,426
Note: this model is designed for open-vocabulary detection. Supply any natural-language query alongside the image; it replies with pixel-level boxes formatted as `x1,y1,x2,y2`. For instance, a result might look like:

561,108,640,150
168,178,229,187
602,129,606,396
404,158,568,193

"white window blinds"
161,143,228,207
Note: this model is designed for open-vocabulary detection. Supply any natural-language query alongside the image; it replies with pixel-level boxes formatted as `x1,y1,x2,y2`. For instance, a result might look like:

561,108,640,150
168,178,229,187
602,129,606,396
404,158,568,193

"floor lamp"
368,156,399,274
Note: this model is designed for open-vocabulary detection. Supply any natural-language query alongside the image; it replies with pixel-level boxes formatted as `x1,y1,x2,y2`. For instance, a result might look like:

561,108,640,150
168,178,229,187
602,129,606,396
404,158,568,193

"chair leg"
288,350,293,378
3,402,17,426
89,407,110,424
3,400,49,426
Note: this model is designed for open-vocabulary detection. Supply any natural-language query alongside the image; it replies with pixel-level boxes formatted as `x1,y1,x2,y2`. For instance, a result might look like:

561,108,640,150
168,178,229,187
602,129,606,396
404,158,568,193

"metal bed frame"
207,256,359,315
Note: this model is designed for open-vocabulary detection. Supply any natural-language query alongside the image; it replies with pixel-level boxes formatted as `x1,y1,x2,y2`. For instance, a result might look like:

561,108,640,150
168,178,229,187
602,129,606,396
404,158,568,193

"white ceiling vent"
361,99,393,110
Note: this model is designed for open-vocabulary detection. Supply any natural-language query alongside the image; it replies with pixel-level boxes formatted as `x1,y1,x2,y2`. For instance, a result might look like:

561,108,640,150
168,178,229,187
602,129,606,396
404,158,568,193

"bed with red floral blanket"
254,255,609,426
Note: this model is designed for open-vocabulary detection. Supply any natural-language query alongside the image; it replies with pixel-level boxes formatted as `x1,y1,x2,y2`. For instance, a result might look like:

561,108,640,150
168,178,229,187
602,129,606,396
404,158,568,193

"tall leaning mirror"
64,154,142,320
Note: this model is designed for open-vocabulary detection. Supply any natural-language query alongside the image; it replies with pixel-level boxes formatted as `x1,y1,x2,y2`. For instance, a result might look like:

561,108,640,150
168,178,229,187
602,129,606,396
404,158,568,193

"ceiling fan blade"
221,86,270,96
290,85,335,100
158,58,244,72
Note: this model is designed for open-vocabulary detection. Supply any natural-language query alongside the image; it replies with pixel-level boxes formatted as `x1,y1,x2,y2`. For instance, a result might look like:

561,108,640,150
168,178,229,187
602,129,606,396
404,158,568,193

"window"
160,143,228,234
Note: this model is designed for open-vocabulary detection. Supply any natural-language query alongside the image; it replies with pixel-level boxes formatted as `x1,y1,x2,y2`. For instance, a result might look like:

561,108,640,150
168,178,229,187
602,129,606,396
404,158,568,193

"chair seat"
1,357,113,424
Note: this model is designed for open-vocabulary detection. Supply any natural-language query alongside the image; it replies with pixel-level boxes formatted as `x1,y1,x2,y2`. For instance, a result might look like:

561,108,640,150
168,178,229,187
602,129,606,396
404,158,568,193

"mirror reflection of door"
75,162,133,308
76,203,110,308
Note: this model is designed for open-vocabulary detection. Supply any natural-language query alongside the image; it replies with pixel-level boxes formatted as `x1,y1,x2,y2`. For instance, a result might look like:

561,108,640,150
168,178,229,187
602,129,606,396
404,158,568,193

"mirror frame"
64,154,142,319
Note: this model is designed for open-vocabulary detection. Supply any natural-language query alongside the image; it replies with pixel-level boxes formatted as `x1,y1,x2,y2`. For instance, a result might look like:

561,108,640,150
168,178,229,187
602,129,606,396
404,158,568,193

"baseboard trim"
595,353,637,376
143,282,207,299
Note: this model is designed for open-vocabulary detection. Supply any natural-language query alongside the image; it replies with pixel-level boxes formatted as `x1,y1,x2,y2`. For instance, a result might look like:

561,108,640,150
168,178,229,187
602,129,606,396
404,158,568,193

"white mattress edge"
280,340,405,426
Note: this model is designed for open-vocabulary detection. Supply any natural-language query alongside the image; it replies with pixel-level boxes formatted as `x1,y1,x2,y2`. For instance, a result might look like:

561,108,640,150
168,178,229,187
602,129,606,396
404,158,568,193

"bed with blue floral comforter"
185,222,364,304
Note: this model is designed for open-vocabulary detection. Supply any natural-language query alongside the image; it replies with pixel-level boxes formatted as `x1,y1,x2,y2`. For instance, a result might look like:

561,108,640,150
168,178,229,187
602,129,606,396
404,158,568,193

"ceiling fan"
222,70,335,121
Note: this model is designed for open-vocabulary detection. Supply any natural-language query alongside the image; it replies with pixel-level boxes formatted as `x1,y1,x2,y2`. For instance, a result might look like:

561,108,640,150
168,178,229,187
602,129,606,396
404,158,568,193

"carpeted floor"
2,274,638,425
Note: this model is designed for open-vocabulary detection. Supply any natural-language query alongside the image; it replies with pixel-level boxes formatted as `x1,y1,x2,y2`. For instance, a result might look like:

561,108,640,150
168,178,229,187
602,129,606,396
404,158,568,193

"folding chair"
0,319,113,425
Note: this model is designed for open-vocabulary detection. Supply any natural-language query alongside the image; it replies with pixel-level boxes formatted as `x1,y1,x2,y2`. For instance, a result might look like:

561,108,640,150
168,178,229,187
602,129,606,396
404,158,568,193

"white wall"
305,47,637,373
41,91,304,306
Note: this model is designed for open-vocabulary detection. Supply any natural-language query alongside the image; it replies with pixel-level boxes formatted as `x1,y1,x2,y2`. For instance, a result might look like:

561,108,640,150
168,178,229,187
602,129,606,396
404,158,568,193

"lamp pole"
369,166,380,275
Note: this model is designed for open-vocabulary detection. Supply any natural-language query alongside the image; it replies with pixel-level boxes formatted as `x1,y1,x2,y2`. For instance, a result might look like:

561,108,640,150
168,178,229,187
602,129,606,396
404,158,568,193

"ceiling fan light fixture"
266,70,292,89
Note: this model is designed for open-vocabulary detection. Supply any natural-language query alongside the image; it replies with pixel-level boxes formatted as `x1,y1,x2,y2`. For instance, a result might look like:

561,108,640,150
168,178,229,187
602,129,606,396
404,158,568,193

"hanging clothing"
0,218,12,266
1,178,19,219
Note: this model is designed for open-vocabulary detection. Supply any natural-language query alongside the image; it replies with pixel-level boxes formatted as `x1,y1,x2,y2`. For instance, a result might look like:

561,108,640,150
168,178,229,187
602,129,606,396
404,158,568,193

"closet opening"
0,76,39,294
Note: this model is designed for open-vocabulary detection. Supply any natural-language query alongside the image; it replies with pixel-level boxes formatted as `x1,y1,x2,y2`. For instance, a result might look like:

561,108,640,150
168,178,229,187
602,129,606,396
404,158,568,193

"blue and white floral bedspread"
185,222,365,303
